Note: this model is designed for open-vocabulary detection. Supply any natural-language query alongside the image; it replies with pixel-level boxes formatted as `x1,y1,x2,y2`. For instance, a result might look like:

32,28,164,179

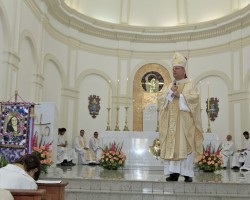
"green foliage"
0,155,8,168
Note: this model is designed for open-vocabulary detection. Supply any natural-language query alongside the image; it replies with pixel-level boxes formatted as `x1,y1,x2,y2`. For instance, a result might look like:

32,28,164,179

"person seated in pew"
231,131,250,170
74,129,95,164
0,154,41,189
220,134,235,169
89,131,103,164
57,127,77,166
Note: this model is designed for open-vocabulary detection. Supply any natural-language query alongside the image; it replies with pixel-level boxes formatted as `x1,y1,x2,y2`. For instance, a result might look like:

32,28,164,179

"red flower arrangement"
99,142,126,170
195,143,223,172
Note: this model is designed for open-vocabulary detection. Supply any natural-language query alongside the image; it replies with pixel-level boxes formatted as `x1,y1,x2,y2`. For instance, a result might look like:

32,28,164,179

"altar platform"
41,165,250,200
100,131,162,166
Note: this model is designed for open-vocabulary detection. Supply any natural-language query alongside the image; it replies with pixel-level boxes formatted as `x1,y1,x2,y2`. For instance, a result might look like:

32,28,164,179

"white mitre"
172,52,187,68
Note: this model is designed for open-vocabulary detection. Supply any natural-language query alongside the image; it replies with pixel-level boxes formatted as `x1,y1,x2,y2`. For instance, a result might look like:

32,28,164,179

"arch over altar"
133,63,171,131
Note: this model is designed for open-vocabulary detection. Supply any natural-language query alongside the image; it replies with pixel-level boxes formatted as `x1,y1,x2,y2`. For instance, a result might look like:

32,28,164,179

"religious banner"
0,99,35,162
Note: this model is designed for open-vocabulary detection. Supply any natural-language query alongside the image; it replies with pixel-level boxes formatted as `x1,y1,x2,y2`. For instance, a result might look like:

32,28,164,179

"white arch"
75,69,115,94
43,54,67,88
194,71,233,93
19,30,39,72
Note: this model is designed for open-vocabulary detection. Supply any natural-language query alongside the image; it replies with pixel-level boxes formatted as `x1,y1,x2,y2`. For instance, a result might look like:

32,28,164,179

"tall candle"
207,81,210,112
199,81,202,106
126,78,128,107
117,80,120,107
108,80,111,108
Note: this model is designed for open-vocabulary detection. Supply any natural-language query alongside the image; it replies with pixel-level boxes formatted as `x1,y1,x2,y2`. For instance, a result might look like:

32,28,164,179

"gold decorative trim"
133,63,171,131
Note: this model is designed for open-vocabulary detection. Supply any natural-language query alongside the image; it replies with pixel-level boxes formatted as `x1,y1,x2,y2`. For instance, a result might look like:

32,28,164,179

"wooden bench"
37,180,68,200
9,189,46,200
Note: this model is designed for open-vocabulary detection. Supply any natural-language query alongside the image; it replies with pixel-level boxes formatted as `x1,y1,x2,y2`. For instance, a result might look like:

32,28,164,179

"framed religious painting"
88,95,101,118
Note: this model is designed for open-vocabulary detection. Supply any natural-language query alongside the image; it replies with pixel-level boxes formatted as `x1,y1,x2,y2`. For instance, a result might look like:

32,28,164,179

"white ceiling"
64,0,250,27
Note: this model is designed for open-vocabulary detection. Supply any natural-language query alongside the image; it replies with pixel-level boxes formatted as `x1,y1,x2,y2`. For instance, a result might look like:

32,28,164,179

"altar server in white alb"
158,52,204,183
74,129,94,164
89,131,103,163
240,131,250,171
231,131,250,169
220,134,235,169
57,128,77,166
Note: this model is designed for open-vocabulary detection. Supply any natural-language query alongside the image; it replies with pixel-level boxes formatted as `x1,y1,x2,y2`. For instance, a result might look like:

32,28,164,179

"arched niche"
133,63,171,131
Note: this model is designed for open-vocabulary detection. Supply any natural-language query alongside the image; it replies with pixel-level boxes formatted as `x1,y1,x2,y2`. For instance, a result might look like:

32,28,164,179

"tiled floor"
42,165,250,184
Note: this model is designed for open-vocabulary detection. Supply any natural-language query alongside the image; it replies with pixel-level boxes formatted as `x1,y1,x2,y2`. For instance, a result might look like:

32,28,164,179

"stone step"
64,178,250,200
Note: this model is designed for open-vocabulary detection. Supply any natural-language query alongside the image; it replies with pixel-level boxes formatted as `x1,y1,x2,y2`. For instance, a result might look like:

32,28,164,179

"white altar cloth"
101,131,163,166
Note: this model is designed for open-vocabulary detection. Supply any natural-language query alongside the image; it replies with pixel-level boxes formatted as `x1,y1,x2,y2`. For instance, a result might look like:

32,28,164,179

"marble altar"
100,131,163,166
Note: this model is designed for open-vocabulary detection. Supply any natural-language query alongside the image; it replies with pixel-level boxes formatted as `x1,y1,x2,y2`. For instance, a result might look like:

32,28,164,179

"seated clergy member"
57,128,77,166
89,131,102,163
0,154,41,189
75,130,93,164
220,134,235,169
231,131,250,169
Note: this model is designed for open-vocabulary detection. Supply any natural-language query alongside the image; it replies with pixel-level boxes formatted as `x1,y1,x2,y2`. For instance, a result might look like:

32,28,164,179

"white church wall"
0,0,250,150
233,103,242,150
200,76,229,141
187,0,231,24
0,6,7,101
18,37,37,102
232,50,241,91
130,0,177,27
243,45,250,77
76,51,118,76
77,74,111,143
0,0,18,35
42,60,62,120
44,34,69,73
188,52,232,80
20,2,41,39
75,0,122,24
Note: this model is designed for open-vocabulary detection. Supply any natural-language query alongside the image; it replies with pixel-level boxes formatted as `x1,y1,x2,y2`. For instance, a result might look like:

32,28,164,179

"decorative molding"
61,87,80,99
35,0,250,43
228,90,249,102
23,0,250,59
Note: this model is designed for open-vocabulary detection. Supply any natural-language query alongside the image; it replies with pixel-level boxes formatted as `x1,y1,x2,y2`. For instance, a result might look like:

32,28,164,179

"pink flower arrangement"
32,142,53,174
195,143,223,172
99,142,126,170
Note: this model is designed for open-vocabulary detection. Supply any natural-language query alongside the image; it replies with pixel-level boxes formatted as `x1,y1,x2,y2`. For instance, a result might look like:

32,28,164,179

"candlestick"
108,80,111,108
15,90,18,102
40,114,43,124
126,78,128,107
156,97,160,132
116,80,120,108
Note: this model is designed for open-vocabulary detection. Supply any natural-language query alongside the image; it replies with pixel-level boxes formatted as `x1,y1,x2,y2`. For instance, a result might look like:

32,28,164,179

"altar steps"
64,178,250,200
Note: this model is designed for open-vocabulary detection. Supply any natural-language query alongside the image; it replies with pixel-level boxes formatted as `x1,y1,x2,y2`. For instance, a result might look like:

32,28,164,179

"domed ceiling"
63,0,249,27
36,0,250,43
